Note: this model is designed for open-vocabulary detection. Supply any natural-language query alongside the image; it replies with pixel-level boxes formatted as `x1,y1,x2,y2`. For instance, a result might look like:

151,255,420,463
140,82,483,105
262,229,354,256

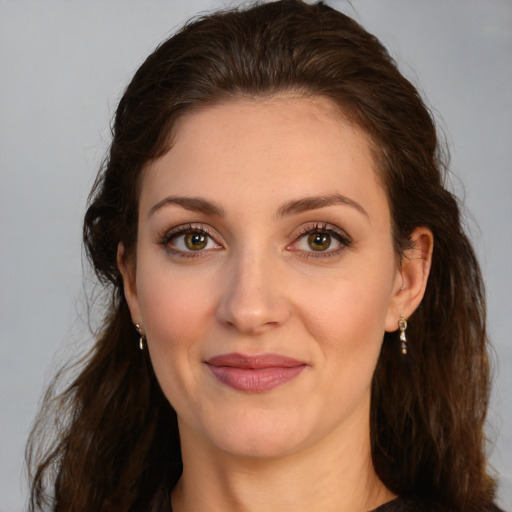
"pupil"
308,232,330,251
185,232,207,250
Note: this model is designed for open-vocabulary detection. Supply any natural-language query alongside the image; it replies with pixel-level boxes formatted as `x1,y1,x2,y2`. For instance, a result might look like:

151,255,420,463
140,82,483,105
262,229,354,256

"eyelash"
156,222,352,259
157,223,222,258
291,223,352,258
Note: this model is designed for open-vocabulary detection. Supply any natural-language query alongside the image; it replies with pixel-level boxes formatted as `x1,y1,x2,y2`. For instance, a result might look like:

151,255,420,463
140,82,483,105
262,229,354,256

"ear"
385,227,434,332
117,242,142,325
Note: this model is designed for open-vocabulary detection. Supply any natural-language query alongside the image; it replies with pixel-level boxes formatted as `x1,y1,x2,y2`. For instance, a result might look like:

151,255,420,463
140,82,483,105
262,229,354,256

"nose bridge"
216,245,288,333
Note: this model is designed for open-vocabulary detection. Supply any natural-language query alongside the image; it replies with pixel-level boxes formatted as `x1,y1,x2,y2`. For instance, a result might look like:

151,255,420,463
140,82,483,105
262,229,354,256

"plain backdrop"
1,1,511,510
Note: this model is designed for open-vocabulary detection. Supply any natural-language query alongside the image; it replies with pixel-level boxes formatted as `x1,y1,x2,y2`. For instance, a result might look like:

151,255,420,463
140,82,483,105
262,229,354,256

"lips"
205,353,307,393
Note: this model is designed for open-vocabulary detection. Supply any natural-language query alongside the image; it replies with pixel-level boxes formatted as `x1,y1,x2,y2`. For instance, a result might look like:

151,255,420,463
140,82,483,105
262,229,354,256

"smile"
205,353,307,393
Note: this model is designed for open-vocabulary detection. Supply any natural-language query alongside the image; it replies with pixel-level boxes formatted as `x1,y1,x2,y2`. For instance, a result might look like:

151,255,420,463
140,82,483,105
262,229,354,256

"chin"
200,408,315,460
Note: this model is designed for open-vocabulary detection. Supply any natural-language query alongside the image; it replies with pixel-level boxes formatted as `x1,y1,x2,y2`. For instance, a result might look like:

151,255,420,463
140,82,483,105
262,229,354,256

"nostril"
216,289,289,334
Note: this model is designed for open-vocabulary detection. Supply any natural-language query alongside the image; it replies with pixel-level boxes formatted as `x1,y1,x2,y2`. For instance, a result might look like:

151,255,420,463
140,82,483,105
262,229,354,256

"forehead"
140,95,388,221
171,94,360,156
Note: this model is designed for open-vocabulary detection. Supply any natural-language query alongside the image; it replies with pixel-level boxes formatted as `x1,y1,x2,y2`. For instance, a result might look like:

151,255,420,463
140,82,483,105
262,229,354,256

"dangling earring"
398,315,408,355
135,323,145,351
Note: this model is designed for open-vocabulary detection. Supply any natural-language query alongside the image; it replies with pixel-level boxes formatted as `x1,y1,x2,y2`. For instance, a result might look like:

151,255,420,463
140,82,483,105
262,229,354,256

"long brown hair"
26,1,496,510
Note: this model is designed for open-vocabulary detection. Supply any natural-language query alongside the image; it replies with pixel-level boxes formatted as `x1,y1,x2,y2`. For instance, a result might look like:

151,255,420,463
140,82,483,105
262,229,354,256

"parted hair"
27,1,495,511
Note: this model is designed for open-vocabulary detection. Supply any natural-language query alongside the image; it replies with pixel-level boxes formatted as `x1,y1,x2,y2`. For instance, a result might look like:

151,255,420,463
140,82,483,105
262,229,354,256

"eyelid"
155,221,351,259
287,222,352,257
156,223,224,256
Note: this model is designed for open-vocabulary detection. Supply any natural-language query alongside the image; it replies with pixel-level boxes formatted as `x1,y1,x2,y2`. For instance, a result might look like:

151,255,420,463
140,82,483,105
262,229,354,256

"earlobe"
385,227,434,332
117,243,142,323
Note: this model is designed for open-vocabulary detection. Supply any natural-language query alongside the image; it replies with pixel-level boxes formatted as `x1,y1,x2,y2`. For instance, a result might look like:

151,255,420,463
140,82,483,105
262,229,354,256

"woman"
26,1,502,511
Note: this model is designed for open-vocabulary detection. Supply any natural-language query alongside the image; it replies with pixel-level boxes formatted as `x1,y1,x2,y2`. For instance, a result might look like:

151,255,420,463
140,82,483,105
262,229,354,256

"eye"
289,223,352,257
175,231,212,251
158,224,222,256
305,232,334,252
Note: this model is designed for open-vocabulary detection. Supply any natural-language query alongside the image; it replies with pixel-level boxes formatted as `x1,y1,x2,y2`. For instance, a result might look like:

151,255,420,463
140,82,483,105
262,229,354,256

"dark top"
373,497,504,512
155,494,504,512
374,498,434,511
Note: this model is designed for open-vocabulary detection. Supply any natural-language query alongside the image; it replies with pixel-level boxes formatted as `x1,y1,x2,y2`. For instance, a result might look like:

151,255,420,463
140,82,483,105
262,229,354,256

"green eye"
160,224,223,257
290,223,351,257
184,232,208,250
307,232,332,251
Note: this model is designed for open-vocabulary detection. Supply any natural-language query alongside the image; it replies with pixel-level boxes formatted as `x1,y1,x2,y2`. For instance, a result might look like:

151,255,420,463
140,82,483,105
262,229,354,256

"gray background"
1,1,511,510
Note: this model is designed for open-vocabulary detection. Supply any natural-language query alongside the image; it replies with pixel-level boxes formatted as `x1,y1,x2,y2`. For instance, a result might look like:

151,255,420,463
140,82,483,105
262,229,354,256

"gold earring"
134,323,145,351
398,315,408,355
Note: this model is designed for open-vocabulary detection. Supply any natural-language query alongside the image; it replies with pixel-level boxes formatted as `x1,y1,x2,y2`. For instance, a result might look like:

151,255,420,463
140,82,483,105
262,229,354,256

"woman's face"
121,95,407,459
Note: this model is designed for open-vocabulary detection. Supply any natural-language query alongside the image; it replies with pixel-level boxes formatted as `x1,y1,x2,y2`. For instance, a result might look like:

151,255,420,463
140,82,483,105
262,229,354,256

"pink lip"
205,353,307,393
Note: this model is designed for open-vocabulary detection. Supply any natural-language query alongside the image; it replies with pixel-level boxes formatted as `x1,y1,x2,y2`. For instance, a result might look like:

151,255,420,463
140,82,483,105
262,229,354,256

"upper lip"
206,353,306,369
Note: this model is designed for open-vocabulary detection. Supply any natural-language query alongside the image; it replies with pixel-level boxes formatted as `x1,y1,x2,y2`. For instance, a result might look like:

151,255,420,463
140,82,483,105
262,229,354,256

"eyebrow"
276,194,369,220
148,193,369,220
148,196,225,218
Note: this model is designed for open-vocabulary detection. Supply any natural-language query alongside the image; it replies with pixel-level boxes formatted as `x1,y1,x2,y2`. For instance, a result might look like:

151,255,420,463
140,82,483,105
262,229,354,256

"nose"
215,249,291,334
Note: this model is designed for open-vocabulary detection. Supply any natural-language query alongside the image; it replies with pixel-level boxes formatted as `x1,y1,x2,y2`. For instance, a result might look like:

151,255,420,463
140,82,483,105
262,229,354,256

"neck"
171,412,395,512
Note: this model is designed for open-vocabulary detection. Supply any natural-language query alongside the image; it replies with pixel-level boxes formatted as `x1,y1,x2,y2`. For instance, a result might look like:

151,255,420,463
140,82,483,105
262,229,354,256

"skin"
119,95,433,512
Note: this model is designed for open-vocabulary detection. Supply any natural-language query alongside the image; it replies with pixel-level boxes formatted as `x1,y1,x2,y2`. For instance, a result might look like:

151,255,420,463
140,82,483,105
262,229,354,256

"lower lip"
206,365,306,393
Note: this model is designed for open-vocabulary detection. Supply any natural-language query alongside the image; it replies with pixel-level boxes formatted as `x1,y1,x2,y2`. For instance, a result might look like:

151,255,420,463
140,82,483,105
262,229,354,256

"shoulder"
373,497,505,512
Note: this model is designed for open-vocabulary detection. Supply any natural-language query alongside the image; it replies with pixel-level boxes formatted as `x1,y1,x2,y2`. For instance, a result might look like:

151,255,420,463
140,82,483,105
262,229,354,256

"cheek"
305,290,387,369
304,287,390,422
294,256,396,369
135,261,216,390
136,253,215,334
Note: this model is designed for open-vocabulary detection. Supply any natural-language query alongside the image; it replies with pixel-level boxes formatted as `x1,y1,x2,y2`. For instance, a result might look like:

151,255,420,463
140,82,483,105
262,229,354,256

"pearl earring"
398,315,408,355
134,323,145,352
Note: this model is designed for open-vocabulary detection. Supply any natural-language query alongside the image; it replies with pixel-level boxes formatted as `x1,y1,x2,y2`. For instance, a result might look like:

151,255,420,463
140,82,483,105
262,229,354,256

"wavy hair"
27,1,495,510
